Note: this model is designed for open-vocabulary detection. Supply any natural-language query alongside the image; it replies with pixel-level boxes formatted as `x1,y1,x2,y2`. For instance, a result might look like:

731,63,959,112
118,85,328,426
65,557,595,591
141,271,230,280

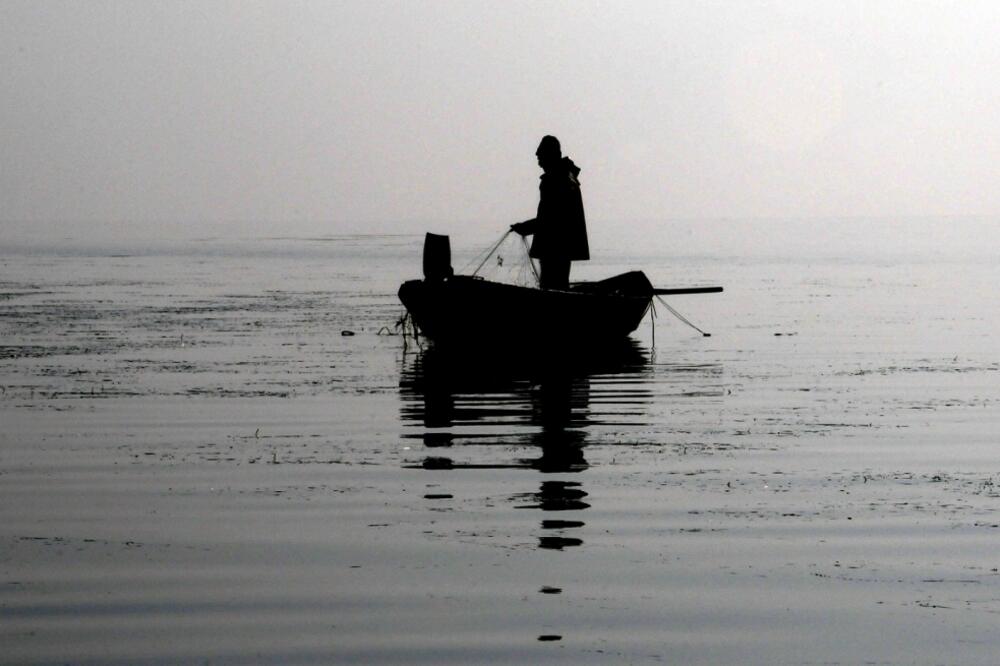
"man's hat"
536,135,561,158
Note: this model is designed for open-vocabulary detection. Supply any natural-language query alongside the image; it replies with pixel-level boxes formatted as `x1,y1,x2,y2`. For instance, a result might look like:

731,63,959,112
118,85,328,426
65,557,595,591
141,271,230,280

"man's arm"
510,219,537,236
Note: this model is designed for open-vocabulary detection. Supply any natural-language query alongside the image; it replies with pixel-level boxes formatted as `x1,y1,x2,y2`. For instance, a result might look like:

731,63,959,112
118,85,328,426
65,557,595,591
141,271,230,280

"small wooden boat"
398,234,721,347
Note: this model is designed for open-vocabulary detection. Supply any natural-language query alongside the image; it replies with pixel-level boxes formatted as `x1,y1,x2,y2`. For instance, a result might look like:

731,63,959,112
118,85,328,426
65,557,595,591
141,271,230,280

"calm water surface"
1,236,998,664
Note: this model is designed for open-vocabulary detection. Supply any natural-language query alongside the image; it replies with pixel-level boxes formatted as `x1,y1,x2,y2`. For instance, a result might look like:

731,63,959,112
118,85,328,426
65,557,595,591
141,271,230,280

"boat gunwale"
401,274,653,305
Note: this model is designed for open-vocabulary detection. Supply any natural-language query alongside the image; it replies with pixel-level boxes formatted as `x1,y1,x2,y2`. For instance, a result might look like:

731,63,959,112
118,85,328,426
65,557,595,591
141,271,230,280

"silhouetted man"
511,136,589,290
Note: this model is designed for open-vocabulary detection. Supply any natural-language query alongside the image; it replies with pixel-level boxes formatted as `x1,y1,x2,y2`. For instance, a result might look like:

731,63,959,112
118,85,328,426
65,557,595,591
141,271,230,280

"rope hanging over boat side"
654,294,712,337
648,299,656,348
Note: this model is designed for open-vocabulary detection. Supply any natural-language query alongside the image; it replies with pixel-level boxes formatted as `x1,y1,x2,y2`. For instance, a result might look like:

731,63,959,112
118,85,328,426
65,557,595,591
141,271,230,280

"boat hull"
398,275,651,347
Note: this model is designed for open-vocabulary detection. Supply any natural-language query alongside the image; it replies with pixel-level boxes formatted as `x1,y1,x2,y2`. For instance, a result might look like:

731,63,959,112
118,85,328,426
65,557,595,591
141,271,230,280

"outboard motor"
422,233,454,282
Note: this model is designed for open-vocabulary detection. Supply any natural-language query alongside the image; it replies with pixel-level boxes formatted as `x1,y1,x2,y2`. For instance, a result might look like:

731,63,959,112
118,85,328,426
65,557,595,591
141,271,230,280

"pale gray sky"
3,1,1000,247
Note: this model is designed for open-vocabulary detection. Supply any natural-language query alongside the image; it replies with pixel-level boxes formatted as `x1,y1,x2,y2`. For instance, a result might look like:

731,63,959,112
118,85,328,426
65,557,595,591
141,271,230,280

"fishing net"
461,231,540,288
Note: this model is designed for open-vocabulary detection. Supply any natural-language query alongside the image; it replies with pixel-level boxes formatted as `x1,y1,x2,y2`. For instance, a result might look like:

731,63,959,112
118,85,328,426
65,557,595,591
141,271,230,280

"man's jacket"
524,157,590,261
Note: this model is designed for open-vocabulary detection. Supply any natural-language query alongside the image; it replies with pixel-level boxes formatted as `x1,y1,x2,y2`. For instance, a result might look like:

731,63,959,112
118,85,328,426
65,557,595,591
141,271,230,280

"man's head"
536,135,561,171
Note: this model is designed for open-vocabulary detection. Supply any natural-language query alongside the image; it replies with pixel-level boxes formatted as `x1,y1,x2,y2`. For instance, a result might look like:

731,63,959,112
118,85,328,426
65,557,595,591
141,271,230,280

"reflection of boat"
397,233,722,347
399,338,650,433
398,340,654,552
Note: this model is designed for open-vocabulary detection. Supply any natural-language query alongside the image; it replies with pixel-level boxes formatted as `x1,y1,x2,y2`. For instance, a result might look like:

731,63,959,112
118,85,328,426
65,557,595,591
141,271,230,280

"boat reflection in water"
399,339,653,551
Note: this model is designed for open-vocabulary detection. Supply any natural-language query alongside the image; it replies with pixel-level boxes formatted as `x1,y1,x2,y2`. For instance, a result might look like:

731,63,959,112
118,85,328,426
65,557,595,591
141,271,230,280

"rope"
648,300,655,348
519,235,540,286
457,230,505,274
654,294,712,337
469,230,513,276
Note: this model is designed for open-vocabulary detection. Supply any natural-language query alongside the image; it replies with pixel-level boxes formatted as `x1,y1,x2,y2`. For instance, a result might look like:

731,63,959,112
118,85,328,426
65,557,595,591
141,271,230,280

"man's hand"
510,220,534,236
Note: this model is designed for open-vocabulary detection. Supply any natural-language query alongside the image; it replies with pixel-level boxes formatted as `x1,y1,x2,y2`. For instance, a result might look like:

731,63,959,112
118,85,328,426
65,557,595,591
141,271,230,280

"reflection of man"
511,136,589,290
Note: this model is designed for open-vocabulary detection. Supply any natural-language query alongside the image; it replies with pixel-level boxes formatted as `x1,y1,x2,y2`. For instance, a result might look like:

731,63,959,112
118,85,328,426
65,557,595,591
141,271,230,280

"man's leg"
539,258,570,290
